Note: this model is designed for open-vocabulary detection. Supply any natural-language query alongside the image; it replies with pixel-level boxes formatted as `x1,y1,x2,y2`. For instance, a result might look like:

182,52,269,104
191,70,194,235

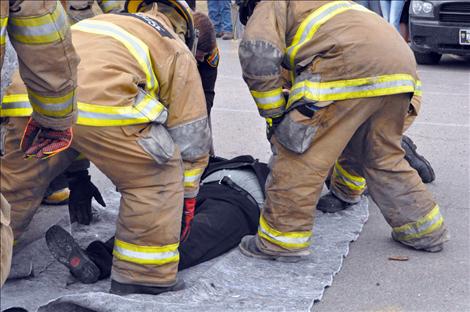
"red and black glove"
181,198,196,242
20,118,73,160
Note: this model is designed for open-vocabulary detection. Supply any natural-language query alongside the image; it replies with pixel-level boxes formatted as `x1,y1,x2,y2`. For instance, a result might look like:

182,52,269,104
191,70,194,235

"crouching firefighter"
0,0,211,295
237,0,448,261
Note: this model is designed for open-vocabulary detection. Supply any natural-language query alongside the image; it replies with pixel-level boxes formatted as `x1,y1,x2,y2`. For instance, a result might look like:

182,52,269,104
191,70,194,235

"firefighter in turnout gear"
237,0,448,260
0,0,211,295
0,0,79,287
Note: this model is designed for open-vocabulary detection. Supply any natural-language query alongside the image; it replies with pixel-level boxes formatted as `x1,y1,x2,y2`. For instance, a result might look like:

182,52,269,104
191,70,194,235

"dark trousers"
85,183,259,280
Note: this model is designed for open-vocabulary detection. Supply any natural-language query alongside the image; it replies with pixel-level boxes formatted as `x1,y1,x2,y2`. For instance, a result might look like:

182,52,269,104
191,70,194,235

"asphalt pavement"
210,41,470,312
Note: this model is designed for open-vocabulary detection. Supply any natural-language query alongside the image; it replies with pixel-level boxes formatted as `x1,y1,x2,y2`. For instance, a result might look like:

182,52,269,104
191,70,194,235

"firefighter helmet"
124,0,196,53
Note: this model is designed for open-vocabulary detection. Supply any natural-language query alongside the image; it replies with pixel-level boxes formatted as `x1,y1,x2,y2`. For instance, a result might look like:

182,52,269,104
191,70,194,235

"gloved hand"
181,198,196,242
67,170,106,225
265,115,284,140
21,118,73,160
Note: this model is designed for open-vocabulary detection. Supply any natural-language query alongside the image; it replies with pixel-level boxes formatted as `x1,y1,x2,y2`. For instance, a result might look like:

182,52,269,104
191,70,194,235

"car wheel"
413,51,442,65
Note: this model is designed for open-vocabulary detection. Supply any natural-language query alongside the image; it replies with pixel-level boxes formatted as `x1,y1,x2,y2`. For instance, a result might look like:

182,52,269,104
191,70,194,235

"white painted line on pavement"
413,121,469,128
213,107,256,113
423,91,469,96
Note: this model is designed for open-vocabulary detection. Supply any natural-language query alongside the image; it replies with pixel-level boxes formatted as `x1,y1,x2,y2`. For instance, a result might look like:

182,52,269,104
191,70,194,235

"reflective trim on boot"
402,135,436,183
109,278,185,296
317,192,353,213
45,225,100,284
238,235,309,263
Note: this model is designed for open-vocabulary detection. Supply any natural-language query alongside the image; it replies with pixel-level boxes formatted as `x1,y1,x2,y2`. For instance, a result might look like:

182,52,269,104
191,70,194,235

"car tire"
413,51,442,65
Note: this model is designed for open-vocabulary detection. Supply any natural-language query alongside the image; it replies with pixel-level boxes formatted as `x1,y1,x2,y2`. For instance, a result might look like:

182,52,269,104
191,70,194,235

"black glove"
67,170,106,225
266,116,284,140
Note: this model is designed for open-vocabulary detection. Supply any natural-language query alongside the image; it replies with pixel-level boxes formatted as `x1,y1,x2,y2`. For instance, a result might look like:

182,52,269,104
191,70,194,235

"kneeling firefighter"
1,0,211,295
237,0,448,260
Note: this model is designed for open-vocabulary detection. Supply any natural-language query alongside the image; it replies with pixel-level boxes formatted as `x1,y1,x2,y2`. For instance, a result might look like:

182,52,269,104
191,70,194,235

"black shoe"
2,308,28,312
45,225,100,284
110,279,185,296
317,192,352,213
402,135,436,183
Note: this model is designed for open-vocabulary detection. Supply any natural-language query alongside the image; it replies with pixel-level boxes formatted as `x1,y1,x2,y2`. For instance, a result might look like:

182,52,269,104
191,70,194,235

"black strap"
116,13,174,39
295,104,317,118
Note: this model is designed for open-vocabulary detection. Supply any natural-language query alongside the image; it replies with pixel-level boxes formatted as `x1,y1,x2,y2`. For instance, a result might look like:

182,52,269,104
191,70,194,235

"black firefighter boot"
110,278,185,296
316,192,353,213
402,135,436,183
45,225,101,284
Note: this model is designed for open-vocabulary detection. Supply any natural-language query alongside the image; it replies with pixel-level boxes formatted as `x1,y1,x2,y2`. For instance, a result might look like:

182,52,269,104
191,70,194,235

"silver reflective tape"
253,94,283,106
259,225,310,245
30,95,73,112
114,245,178,261
1,101,31,110
394,211,443,238
8,12,66,38
291,79,416,98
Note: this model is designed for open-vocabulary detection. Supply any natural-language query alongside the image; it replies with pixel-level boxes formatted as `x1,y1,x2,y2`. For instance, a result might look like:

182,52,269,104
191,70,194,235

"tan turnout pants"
0,193,13,287
330,100,421,204
257,94,448,254
0,117,183,286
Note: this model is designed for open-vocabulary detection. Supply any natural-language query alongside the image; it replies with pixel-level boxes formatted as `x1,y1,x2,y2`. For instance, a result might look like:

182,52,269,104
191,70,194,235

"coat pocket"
274,109,320,154
137,123,175,164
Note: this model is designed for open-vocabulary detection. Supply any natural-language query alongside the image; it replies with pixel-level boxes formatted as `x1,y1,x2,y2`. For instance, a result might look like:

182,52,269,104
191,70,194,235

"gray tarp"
1,187,369,312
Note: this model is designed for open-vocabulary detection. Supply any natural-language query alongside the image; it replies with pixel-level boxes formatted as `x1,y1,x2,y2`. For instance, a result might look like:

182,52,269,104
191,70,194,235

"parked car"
409,0,470,64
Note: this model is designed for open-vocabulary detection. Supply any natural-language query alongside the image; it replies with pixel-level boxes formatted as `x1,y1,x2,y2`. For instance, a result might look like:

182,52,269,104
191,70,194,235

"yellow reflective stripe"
77,95,166,126
333,161,366,191
0,94,33,117
414,80,423,96
73,20,158,97
3,92,167,126
250,88,286,110
113,239,179,266
100,0,121,13
287,1,368,70
0,16,7,45
288,74,421,105
28,90,75,117
258,215,311,249
8,1,68,44
393,205,444,241
184,168,204,188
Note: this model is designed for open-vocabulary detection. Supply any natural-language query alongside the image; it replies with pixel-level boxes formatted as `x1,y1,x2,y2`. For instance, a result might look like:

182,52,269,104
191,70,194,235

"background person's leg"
390,0,405,31
220,0,233,39
207,0,222,35
379,0,391,22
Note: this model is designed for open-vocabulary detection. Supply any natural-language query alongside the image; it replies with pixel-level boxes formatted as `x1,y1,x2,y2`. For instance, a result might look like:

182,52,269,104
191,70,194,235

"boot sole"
110,279,185,296
45,225,100,284
402,136,436,183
